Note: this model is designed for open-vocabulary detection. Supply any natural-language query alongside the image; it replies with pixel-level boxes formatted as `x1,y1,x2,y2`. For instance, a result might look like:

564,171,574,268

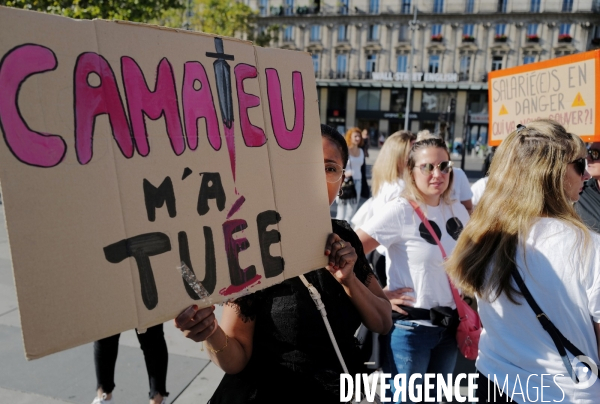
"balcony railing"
458,72,470,81
558,34,572,43
269,5,320,16
329,70,348,79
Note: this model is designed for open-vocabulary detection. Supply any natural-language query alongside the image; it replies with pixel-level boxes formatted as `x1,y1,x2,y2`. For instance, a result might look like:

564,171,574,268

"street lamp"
404,7,419,131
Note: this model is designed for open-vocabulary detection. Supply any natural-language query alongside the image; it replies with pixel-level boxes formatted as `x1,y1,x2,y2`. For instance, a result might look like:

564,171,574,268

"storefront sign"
372,72,458,83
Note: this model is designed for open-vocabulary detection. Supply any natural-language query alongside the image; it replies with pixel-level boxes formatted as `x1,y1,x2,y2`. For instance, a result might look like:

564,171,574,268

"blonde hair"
372,130,416,196
445,119,590,303
416,129,436,141
344,127,362,147
401,138,454,205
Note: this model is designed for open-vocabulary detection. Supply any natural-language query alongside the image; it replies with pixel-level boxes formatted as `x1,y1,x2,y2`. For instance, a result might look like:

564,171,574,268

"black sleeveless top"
208,220,375,404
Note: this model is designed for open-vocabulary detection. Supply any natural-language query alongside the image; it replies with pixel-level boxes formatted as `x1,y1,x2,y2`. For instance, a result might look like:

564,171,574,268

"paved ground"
0,146,485,404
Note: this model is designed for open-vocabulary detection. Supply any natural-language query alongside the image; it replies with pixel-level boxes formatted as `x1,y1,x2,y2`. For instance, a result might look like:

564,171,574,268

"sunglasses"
571,157,588,176
588,148,600,161
416,161,453,175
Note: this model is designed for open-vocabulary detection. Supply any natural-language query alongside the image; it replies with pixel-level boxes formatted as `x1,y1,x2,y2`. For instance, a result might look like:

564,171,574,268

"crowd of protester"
137,119,599,404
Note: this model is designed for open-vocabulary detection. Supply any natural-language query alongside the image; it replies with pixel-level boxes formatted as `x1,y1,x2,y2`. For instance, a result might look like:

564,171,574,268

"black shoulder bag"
512,268,598,383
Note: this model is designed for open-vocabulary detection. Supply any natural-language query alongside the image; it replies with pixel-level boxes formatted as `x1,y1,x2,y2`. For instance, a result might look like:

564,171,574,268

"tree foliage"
155,0,278,47
2,0,279,47
1,0,183,22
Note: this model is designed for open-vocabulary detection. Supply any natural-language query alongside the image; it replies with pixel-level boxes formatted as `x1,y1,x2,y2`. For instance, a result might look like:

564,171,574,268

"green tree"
156,0,279,47
1,0,183,22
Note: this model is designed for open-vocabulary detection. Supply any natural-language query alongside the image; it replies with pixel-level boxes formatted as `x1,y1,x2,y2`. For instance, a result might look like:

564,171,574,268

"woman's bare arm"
175,303,255,374
324,233,392,334
355,229,380,255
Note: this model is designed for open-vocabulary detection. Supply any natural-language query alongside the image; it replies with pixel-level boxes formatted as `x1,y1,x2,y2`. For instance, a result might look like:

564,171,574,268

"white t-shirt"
471,176,488,207
346,149,364,181
369,180,406,255
451,167,473,202
476,218,600,402
371,179,405,213
361,198,470,324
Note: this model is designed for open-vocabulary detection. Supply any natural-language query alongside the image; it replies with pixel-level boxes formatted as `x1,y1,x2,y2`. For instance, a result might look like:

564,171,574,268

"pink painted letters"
121,57,185,156
74,53,133,165
265,69,305,150
0,44,66,167
234,64,266,147
182,62,221,151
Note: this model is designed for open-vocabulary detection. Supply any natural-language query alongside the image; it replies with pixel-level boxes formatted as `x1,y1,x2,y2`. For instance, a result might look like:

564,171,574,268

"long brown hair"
372,130,416,196
445,119,590,303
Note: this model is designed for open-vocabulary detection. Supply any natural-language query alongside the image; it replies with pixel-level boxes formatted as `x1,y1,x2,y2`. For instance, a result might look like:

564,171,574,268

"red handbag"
409,200,482,360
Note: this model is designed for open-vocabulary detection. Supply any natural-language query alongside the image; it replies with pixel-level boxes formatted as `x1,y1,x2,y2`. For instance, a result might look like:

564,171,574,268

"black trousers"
93,323,169,399
477,372,517,403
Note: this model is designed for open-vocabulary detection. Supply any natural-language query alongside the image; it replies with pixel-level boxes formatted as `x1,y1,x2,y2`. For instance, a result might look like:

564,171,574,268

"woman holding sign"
175,124,391,403
446,120,600,403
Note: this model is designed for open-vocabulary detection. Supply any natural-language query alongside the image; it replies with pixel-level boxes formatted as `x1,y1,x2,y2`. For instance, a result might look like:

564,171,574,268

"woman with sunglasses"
357,138,470,403
446,120,600,403
576,142,600,233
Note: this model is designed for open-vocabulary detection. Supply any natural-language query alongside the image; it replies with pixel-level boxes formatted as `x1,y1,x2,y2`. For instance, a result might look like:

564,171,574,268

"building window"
433,0,443,13
337,54,347,77
338,25,348,41
527,24,538,36
368,25,379,41
390,89,407,112
312,53,320,73
463,24,474,37
530,0,540,12
284,26,294,41
401,0,411,14
259,0,268,17
429,54,440,73
284,0,294,16
369,0,379,14
559,24,571,35
432,24,442,36
466,0,475,13
562,0,573,12
398,25,409,41
497,0,507,13
491,56,503,71
421,91,457,113
339,0,349,14
366,54,377,73
310,25,321,41
357,89,381,110
397,55,408,72
523,56,535,65
495,24,507,36
460,56,471,80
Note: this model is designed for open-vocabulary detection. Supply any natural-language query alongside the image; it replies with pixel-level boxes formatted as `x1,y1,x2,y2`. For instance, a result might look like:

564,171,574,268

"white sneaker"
91,393,114,404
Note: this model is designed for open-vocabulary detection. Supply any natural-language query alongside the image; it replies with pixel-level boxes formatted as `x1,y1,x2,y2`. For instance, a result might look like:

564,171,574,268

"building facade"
248,0,600,146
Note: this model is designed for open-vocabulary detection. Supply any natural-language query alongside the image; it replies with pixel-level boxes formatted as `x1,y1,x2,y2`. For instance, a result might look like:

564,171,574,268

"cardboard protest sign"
488,50,600,145
0,6,331,359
